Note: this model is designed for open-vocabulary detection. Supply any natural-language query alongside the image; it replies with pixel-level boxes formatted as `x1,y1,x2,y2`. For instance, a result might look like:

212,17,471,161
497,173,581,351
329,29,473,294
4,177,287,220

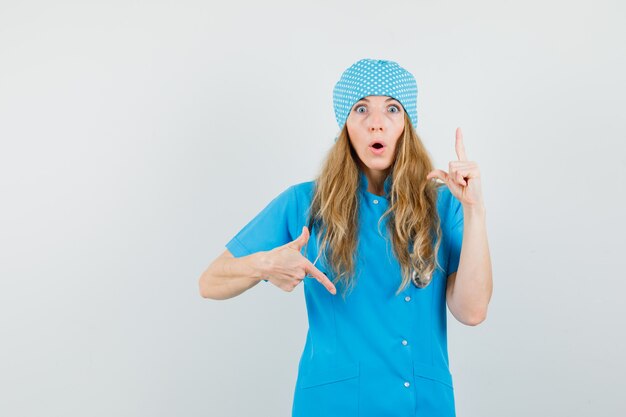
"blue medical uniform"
225,171,464,417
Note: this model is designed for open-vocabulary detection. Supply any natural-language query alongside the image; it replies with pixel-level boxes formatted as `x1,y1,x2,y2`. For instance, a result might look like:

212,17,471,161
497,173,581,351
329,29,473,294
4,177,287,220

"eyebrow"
355,97,400,104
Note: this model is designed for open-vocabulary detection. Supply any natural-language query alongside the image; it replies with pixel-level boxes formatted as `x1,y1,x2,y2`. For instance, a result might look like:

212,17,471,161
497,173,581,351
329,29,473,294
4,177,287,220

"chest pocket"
293,362,360,417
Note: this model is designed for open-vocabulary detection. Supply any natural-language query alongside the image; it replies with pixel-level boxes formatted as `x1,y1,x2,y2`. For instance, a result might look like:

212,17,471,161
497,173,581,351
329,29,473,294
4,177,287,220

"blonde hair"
305,112,445,299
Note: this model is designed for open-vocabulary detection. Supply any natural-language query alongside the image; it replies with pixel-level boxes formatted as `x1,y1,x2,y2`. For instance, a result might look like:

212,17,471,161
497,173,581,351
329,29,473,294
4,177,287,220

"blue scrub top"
225,171,464,417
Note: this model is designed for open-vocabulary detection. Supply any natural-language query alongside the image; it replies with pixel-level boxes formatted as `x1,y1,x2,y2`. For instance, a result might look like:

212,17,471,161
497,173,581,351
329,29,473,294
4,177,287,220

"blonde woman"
199,58,493,417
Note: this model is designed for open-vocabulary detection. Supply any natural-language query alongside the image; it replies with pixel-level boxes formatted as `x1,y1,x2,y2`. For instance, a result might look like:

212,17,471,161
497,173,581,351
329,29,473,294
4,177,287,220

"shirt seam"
292,184,299,242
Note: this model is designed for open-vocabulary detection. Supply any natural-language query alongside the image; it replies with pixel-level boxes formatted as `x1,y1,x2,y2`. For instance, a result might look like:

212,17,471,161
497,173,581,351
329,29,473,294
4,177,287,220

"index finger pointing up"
455,127,468,161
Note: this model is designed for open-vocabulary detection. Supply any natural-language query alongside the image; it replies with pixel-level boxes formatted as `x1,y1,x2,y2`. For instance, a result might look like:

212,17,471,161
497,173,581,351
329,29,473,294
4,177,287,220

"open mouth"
369,142,385,154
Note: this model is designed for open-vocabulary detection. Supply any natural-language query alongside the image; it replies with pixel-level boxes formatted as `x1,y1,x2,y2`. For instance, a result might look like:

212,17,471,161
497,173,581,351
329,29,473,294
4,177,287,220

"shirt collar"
359,170,393,198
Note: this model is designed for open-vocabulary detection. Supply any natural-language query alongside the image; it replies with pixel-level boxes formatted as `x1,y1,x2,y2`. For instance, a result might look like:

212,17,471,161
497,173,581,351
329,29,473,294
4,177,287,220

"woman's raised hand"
426,127,484,208
263,226,337,295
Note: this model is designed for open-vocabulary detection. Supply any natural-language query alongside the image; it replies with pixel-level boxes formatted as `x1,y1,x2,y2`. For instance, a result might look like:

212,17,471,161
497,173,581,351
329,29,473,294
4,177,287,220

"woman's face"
345,95,405,173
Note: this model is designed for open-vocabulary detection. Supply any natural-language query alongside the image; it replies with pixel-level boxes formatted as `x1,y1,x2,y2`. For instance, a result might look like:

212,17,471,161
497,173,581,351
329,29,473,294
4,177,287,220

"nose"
367,109,384,132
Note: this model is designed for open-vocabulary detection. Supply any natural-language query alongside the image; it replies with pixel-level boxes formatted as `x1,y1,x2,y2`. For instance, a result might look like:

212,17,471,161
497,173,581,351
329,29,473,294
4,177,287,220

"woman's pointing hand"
426,127,484,208
263,226,337,295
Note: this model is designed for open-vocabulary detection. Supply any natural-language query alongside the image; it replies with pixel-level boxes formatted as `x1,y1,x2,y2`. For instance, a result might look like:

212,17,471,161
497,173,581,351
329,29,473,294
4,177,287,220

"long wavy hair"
305,112,445,299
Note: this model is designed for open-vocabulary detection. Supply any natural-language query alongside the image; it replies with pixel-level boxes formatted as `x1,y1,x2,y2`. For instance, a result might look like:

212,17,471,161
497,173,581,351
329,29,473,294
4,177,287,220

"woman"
199,58,493,417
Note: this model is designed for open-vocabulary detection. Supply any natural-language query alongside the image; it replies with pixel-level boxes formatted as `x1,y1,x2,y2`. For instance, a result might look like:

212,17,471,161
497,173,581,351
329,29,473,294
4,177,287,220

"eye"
355,105,366,113
388,104,400,113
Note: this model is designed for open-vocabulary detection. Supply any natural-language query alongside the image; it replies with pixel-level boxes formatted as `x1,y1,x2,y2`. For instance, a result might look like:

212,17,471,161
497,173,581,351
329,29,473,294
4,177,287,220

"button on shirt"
225,171,464,417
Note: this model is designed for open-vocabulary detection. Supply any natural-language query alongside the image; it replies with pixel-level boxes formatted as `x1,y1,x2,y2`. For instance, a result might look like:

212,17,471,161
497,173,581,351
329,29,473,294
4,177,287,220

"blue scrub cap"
332,58,418,141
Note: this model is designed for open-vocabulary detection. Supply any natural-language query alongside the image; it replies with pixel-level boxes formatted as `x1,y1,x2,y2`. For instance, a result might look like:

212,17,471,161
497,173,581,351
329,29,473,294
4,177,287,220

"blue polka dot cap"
333,58,418,138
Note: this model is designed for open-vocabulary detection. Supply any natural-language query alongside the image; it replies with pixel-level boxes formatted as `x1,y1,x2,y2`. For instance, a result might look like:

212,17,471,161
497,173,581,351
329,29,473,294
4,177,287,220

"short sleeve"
446,192,464,275
225,185,299,282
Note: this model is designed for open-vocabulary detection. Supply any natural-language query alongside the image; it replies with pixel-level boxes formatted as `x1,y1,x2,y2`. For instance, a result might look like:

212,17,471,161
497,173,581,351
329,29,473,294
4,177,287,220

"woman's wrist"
249,251,272,281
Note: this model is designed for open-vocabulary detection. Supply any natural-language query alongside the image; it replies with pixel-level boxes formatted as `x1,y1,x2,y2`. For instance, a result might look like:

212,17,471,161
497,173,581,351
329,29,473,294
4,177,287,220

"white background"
1,1,625,416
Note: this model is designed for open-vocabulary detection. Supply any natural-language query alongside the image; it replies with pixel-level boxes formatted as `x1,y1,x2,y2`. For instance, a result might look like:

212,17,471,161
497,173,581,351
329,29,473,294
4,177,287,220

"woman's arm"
446,204,493,325
200,228,336,300
198,249,267,300
427,128,493,326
